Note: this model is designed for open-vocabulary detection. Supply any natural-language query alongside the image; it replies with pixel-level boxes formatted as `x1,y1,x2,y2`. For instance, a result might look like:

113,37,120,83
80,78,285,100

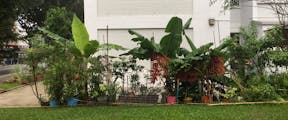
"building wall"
84,0,231,49
231,0,281,38
97,0,193,16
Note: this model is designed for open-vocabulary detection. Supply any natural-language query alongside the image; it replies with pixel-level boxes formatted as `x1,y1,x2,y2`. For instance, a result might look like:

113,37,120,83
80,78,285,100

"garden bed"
118,95,159,104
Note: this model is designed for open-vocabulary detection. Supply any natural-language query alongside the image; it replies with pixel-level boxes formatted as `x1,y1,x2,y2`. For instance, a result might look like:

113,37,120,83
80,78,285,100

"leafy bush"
242,84,281,102
242,75,281,102
269,72,288,99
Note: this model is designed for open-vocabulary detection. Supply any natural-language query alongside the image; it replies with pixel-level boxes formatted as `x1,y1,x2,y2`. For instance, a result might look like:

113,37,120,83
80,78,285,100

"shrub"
242,84,280,102
269,72,288,99
242,75,282,102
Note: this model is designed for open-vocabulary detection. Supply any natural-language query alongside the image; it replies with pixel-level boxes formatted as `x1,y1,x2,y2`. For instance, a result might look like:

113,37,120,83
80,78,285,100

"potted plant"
183,88,193,104
106,83,119,102
201,95,212,104
65,84,78,106
96,84,108,103
221,87,238,103
167,95,177,104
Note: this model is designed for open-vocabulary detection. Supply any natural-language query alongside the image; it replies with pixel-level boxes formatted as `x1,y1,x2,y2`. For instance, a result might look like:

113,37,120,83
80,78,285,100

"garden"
7,6,287,107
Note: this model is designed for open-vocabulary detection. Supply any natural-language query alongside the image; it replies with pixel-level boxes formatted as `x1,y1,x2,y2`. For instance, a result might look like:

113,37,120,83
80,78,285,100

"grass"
0,104,287,120
0,83,20,90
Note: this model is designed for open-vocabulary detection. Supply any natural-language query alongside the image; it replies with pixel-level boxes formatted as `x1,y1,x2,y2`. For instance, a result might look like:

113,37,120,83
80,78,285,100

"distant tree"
44,7,74,40
0,1,19,62
17,0,84,45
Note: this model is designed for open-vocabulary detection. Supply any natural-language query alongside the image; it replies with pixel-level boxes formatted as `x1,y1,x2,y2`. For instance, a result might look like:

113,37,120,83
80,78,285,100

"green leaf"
99,43,127,51
68,45,82,57
165,17,183,34
189,43,213,56
128,30,144,38
160,34,182,58
184,33,197,51
122,47,150,60
38,27,66,41
177,48,190,56
72,15,89,55
84,40,99,58
160,17,184,58
183,18,192,29
127,29,159,59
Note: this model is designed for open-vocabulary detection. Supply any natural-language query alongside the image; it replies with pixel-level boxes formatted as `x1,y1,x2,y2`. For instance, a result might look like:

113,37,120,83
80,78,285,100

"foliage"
225,21,266,87
13,64,30,84
24,34,54,102
106,83,120,102
0,1,19,62
269,72,288,99
88,58,105,100
242,75,282,102
160,17,183,58
221,87,238,99
262,25,288,68
45,7,73,39
16,0,84,35
112,56,144,94
124,17,192,59
72,15,99,58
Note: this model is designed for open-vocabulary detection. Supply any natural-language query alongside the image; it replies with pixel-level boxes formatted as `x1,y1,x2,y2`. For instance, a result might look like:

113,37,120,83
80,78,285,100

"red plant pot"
222,99,230,103
167,96,176,104
201,96,213,104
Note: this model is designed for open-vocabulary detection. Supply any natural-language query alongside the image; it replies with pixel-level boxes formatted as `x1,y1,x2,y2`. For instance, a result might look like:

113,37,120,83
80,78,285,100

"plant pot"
50,100,58,107
167,96,176,104
201,96,213,104
183,97,193,104
222,99,230,103
67,98,78,106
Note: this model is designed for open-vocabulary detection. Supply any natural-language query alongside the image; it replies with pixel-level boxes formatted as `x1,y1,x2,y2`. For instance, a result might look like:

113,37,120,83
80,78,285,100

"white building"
231,0,282,42
84,0,280,53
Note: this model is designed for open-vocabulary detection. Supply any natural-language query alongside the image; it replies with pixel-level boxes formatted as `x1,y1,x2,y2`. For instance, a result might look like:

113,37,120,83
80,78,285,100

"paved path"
0,82,47,107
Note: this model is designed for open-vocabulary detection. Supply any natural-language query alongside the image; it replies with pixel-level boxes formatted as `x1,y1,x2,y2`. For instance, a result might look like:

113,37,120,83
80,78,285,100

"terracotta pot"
222,99,230,103
167,96,176,104
201,96,213,103
183,97,193,104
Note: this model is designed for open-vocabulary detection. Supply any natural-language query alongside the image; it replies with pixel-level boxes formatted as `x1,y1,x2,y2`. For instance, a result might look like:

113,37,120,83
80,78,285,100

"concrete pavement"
0,82,47,107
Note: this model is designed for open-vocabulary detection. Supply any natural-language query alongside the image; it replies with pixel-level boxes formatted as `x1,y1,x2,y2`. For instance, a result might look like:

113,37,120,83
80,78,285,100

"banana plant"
71,15,99,58
124,17,192,59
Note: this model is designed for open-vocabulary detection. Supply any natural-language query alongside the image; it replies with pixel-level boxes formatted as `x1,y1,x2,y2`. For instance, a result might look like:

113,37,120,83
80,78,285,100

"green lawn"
0,104,287,120
0,83,20,90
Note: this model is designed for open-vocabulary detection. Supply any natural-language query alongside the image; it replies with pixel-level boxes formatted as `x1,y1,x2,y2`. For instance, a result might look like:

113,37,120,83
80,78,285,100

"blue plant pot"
67,98,78,106
50,100,58,107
